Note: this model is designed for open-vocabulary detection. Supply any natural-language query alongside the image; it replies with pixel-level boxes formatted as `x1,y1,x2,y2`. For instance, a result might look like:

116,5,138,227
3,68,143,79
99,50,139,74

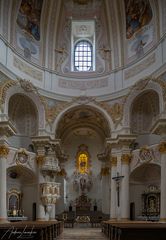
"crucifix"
112,172,124,207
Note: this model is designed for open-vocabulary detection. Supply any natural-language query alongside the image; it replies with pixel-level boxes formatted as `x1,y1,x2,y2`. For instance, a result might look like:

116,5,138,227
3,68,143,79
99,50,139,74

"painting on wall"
124,0,155,63
16,0,43,61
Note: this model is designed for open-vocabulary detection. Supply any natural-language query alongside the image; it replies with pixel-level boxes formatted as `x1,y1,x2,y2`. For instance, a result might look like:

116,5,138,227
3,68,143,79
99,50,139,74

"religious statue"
80,177,86,192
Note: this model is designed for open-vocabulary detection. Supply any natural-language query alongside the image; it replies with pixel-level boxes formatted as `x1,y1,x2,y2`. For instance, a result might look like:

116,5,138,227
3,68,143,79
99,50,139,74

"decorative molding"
0,79,17,111
13,56,43,81
0,145,9,158
58,78,108,90
159,141,166,153
124,53,155,79
96,100,124,126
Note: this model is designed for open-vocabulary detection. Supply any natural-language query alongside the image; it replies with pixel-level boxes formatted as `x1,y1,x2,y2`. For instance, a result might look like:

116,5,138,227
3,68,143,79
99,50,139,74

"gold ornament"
111,156,117,166
57,168,67,177
0,145,9,157
159,142,166,153
100,167,110,176
36,155,45,166
121,154,131,164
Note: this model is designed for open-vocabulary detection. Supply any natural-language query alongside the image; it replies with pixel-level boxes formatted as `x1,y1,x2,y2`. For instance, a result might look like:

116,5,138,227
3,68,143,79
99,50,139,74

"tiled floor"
57,227,107,240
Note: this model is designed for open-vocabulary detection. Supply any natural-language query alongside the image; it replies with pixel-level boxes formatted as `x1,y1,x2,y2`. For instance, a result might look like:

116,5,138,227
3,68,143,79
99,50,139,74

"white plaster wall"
135,134,162,148
8,136,33,149
22,185,37,221
130,183,147,218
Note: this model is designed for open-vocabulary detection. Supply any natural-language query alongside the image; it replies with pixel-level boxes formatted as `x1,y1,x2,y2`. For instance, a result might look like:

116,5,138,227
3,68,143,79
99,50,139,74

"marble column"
120,154,131,220
110,156,117,220
0,144,9,222
159,141,166,221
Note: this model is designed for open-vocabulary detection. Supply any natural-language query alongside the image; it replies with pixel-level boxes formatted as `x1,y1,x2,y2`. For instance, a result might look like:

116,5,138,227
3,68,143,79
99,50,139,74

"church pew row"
102,221,166,240
0,220,63,240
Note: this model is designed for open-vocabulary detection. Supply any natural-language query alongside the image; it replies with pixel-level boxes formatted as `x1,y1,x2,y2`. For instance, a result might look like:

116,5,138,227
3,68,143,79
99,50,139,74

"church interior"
0,0,166,239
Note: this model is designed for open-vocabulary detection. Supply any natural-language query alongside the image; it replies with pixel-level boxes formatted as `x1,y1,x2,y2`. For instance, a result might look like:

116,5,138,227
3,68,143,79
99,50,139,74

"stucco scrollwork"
44,98,71,124
139,146,155,163
96,101,124,127
0,80,17,112
19,78,37,92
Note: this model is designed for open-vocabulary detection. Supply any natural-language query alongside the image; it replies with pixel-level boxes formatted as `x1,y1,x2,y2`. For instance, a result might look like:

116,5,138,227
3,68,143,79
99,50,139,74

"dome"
0,0,165,98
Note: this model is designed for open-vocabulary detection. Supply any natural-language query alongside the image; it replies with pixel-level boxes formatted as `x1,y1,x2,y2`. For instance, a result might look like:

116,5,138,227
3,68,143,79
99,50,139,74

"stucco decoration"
124,53,155,79
0,145,9,157
15,0,43,61
130,145,161,173
59,78,108,90
95,99,124,127
13,56,43,81
124,0,156,63
0,79,17,112
44,98,71,125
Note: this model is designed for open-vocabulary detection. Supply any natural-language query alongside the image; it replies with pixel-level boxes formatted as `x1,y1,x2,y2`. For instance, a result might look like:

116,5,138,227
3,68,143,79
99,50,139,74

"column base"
110,218,117,221
160,218,166,222
36,218,46,221
120,218,130,222
0,217,9,223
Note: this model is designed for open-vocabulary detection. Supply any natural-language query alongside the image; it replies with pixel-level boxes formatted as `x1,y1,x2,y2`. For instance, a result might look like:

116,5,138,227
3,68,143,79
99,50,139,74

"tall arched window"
74,40,93,71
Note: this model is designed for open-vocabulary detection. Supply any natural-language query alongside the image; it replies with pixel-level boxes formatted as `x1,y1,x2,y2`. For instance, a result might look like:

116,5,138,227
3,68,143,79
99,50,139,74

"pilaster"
0,121,16,222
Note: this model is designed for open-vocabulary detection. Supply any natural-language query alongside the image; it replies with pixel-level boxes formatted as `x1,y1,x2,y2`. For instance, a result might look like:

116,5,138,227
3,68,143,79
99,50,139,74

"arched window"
74,40,93,71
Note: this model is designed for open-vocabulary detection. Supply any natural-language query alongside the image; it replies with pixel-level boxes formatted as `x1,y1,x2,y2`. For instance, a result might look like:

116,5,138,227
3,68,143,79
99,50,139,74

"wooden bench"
0,220,63,240
102,221,166,240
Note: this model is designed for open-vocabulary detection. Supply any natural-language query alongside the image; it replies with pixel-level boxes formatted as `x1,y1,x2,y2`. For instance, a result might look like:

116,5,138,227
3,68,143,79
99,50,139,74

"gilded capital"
159,141,166,153
100,167,110,176
121,154,131,165
111,156,117,166
36,155,45,166
0,145,9,157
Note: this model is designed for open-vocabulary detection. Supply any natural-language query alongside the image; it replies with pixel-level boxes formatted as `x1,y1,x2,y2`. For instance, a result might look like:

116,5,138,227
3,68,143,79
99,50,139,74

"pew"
102,221,166,240
0,220,63,240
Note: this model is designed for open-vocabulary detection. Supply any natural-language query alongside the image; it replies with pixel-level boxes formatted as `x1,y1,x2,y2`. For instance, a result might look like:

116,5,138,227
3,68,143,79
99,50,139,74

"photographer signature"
1,225,37,239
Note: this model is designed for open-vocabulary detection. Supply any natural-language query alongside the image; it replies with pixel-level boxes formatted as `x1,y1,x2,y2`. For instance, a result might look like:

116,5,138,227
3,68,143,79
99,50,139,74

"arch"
123,79,164,129
3,83,45,130
52,102,114,139
8,93,38,136
130,90,159,134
